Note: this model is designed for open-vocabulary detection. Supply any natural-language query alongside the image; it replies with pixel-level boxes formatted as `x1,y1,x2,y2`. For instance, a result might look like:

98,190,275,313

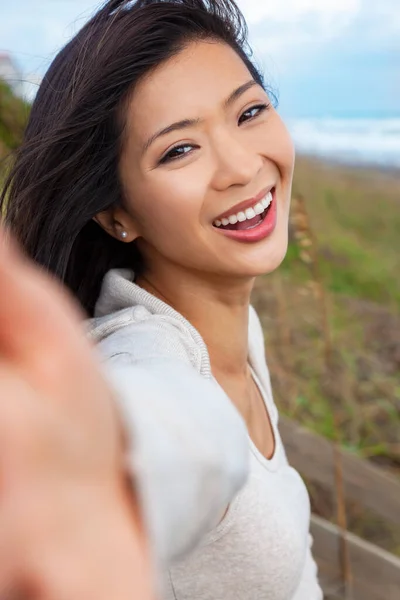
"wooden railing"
280,417,400,599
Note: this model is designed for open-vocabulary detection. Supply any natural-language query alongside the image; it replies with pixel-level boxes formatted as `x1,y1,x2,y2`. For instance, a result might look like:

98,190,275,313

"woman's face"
118,39,295,281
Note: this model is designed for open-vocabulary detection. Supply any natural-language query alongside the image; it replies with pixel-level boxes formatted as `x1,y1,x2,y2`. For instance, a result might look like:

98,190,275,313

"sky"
0,0,399,118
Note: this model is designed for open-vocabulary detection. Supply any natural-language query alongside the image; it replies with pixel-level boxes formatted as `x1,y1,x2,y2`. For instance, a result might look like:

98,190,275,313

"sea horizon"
281,113,400,170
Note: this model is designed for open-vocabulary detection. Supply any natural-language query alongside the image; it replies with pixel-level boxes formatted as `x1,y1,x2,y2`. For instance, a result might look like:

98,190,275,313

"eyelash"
159,102,271,165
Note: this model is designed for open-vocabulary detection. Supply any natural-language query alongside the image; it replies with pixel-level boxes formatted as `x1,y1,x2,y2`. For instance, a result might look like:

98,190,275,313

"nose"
209,131,264,191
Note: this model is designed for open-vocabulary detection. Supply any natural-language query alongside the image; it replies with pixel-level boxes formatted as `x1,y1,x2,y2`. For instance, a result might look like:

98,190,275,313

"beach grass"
251,155,400,554
252,155,400,460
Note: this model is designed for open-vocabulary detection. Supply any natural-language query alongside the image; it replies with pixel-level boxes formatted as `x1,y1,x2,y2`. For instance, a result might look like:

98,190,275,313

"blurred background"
1,1,399,598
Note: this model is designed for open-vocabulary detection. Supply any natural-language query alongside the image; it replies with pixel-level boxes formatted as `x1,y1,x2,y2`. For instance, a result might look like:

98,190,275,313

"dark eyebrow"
143,118,201,154
223,79,259,109
142,79,259,153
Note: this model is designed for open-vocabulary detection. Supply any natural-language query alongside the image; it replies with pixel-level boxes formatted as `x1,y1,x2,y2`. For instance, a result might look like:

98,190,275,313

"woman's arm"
96,324,249,574
0,228,249,597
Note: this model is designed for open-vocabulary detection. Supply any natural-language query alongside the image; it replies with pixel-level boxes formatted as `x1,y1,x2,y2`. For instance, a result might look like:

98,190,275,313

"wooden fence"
279,417,400,599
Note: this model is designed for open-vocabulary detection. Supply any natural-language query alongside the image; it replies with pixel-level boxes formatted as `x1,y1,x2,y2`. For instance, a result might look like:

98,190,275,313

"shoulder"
87,306,205,373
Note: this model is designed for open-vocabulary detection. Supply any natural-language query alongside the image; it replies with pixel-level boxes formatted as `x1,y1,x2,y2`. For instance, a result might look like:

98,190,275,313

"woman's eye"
159,144,195,164
239,103,270,125
157,104,270,164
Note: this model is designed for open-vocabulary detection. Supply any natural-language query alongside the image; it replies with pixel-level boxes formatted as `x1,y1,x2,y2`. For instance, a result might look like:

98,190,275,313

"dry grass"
251,155,400,558
252,155,400,462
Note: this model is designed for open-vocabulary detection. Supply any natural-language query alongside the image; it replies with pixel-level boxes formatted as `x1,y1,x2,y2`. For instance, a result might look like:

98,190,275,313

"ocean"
284,116,400,170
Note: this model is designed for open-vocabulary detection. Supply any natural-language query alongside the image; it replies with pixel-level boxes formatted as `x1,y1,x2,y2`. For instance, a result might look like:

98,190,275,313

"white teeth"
262,192,273,209
245,207,256,219
213,190,274,227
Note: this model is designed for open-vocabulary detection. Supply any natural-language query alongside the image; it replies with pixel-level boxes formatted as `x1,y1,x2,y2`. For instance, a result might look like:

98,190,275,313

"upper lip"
213,186,274,222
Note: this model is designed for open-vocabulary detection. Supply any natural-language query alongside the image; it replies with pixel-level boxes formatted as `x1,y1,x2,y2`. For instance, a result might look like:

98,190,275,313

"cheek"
256,113,295,176
273,117,296,174
136,174,206,239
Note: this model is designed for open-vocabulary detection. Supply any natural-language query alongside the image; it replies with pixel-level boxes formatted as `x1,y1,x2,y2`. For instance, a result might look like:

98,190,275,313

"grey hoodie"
88,268,322,600
88,269,250,571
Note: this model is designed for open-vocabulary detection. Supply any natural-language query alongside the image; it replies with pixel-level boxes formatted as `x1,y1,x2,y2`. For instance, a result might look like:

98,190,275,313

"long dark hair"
1,0,267,316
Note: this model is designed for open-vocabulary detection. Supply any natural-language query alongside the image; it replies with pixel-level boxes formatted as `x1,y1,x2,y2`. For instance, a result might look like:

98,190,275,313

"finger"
0,366,38,599
0,228,106,414
0,229,122,475
0,365,152,600
0,554,17,600
0,534,31,600
0,226,88,360
0,363,44,489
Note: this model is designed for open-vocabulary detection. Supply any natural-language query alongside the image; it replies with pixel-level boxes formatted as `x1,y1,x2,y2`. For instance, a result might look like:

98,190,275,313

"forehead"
126,40,253,138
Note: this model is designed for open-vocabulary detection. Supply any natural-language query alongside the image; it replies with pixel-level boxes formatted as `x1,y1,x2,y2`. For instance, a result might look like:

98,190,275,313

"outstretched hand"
0,228,153,599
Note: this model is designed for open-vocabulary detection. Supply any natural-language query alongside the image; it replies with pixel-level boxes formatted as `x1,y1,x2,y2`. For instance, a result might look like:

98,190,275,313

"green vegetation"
252,155,400,467
289,157,400,309
252,156,400,554
0,80,30,174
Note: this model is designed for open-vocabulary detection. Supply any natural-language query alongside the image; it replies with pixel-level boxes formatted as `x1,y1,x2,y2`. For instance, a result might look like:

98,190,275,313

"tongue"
236,214,262,230
222,214,262,231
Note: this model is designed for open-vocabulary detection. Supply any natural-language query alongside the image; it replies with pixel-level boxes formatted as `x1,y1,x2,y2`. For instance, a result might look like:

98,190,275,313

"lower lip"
213,189,277,243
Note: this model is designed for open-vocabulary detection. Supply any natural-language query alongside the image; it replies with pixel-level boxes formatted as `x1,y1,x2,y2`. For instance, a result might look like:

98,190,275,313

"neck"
136,263,255,378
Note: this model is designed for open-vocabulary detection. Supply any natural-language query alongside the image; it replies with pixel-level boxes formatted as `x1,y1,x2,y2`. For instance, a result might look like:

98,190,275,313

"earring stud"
120,231,128,239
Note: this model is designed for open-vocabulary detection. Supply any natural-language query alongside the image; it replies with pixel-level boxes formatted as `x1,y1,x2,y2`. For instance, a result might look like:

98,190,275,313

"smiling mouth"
213,189,274,231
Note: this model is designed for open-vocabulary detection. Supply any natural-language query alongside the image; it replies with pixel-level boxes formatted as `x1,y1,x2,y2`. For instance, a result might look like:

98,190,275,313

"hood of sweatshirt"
87,267,266,384
86,268,214,376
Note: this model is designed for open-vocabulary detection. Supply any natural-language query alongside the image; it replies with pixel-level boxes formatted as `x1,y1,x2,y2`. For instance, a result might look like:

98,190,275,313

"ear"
93,206,140,243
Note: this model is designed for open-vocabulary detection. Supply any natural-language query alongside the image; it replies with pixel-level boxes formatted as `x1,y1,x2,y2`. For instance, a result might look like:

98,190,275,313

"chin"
253,249,287,277
238,231,289,278
215,246,287,282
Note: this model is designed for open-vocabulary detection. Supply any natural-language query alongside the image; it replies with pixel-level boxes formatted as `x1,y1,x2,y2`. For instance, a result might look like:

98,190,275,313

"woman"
1,0,323,598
